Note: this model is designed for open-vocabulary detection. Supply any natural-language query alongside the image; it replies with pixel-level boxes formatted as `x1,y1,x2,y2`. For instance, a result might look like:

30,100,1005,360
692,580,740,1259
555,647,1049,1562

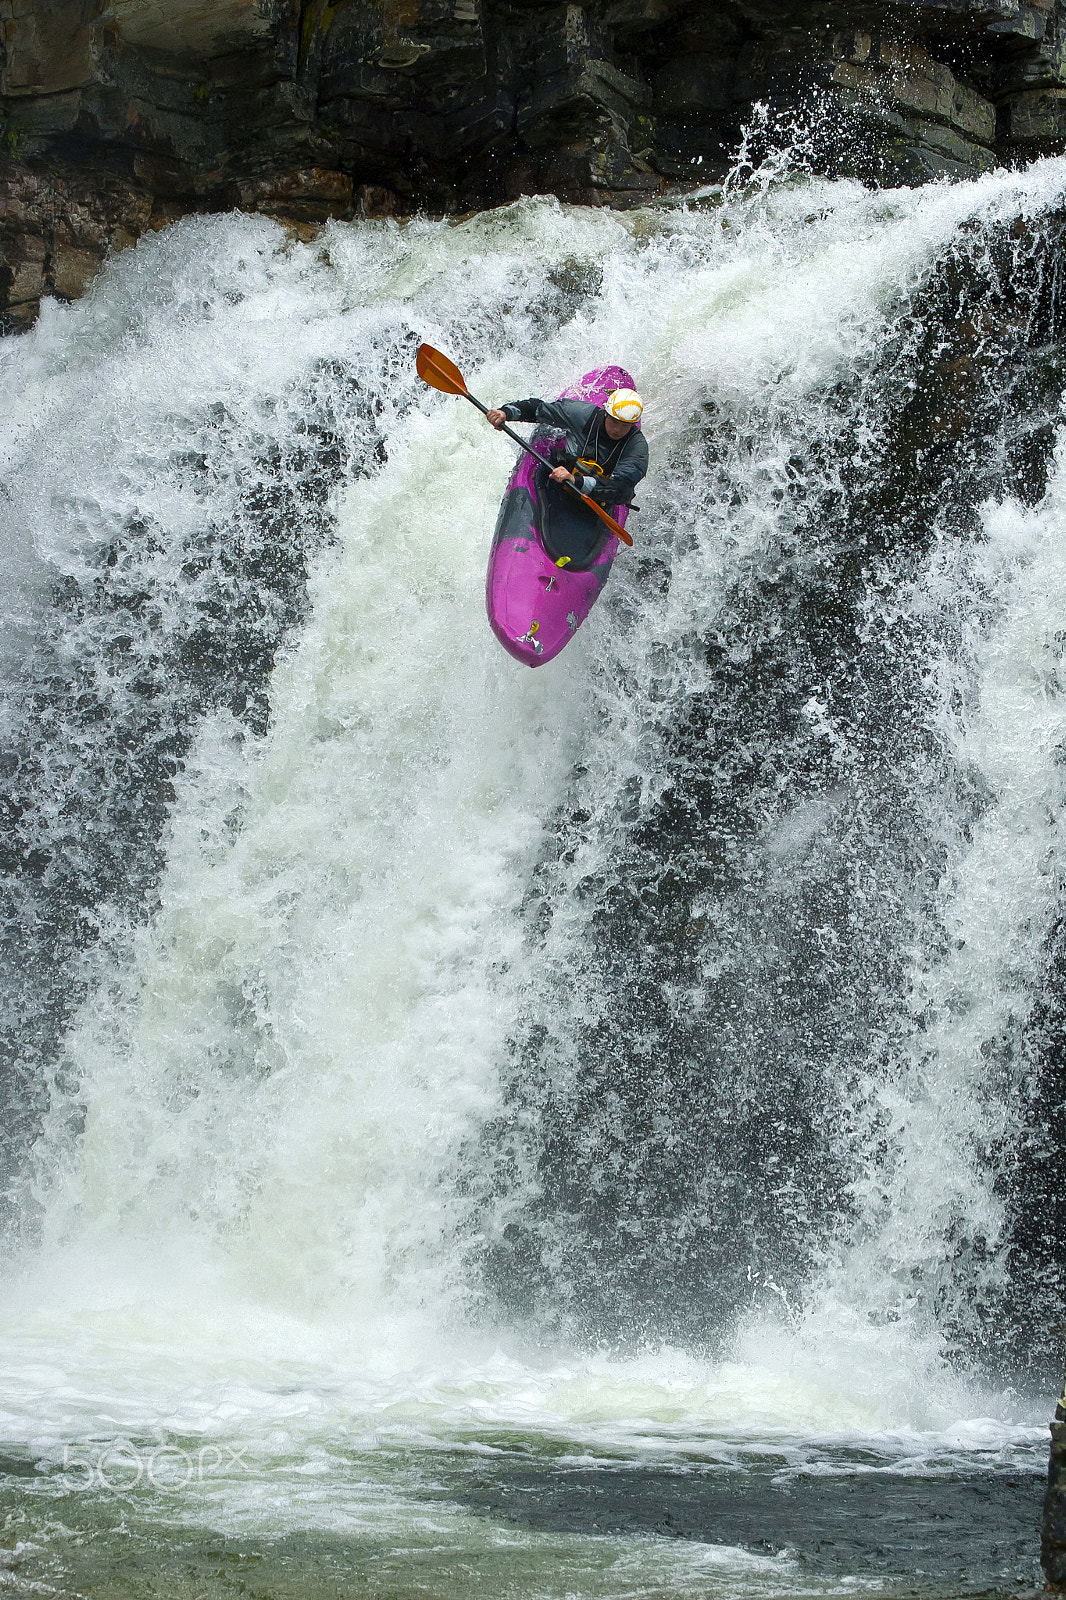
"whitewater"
2,154,1066,1596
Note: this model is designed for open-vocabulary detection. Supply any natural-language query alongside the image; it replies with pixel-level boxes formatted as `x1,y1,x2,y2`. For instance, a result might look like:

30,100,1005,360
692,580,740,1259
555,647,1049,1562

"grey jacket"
501,396,648,505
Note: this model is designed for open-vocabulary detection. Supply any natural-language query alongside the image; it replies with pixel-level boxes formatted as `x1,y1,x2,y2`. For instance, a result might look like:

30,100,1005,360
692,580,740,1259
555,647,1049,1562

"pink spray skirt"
485,365,636,667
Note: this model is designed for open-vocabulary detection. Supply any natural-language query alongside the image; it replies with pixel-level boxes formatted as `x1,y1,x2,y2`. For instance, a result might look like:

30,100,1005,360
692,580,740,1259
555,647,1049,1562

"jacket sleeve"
500,398,542,423
500,398,596,433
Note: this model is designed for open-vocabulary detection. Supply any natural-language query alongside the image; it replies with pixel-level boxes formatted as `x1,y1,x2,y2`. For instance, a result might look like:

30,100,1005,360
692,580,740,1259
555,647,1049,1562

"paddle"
416,342,634,548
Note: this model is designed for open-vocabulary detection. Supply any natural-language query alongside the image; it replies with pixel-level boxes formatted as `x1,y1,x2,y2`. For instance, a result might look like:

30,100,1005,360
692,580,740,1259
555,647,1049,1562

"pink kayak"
486,365,636,667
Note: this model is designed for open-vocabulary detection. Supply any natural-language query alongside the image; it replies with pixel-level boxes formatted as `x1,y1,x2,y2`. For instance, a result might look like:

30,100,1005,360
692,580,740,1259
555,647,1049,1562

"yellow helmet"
605,388,643,424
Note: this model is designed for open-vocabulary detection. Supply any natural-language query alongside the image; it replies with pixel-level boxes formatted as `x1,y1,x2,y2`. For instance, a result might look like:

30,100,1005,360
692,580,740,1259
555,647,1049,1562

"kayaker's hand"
486,409,507,429
549,465,575,485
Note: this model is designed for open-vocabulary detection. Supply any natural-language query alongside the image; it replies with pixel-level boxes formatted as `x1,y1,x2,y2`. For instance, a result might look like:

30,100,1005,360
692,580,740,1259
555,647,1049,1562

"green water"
0,1443,1045,1599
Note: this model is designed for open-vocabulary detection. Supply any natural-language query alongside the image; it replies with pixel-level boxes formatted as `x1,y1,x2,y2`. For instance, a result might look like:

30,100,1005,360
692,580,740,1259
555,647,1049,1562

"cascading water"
2,156,1066,1598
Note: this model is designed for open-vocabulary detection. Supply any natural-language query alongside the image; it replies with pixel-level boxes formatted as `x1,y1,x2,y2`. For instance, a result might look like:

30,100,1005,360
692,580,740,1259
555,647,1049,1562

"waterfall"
1,162,1065,1573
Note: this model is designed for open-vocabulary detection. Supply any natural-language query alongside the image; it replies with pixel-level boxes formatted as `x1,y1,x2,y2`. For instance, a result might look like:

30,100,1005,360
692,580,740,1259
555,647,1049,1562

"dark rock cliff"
1046,1381,1066,1588
3,0,1066,326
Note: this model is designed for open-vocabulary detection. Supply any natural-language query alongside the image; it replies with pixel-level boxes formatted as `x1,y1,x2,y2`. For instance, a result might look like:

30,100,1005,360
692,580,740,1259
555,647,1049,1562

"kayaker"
485,388,647,507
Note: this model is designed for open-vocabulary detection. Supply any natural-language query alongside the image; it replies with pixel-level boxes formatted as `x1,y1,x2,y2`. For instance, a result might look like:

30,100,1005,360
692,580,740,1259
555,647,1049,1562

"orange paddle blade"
416,342,468,396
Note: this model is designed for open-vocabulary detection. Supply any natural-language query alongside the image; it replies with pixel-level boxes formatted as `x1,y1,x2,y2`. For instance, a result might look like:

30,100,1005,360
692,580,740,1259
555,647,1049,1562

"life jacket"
569,413,628,480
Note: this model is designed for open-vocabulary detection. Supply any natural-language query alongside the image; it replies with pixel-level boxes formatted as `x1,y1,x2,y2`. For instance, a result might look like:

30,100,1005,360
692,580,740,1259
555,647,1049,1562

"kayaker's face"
604,414,635,440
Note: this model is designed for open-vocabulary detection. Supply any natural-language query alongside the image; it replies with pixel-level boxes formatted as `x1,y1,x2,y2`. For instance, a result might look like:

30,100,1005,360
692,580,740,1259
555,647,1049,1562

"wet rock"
49,241,102,298
1,230,44,308
831,34,996,145
0,156,153,328
1043,1384,1066,1586
3,0,1066,322
1009,84,1066,145
227,166,355,224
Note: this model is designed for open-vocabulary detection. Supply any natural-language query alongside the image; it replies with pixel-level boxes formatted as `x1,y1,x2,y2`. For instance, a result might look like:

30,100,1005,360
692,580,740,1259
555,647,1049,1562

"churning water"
2,155,1066,1597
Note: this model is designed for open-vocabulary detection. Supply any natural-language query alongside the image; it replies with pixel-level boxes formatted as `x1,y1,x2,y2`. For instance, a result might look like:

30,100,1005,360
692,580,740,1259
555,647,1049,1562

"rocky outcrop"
1045,1376,1066,1587
2,0,1066,324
